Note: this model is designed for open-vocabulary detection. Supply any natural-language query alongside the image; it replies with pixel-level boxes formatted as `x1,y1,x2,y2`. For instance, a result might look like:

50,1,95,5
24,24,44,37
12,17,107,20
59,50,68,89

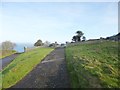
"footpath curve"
0,53,20,71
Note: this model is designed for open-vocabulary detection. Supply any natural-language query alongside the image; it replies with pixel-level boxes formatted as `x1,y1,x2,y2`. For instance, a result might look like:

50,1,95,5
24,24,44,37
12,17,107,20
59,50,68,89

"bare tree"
44,41,51,47
1,41,16,50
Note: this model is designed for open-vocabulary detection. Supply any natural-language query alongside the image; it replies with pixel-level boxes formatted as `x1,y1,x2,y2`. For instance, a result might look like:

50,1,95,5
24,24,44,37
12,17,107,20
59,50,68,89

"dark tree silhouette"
76,31,84,41
34,39,43,46
72,36,77,42
82,36,86,41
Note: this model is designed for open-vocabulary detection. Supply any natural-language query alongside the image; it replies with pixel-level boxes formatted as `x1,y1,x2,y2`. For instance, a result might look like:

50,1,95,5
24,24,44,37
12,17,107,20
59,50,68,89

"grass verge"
0,47,53,88
65,41,119,88
0,50,16,59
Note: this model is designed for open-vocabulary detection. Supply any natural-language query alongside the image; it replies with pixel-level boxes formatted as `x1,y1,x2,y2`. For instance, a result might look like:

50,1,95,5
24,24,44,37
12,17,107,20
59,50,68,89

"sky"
0,1,118,44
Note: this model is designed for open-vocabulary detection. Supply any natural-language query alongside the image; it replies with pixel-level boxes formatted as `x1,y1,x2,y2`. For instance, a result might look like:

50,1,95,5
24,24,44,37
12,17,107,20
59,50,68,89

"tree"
54,41,58,47
82,36,86,41
34,39,43,46
44,41,51,47
72,36,77,42
76,31,84,41
1,41,16,50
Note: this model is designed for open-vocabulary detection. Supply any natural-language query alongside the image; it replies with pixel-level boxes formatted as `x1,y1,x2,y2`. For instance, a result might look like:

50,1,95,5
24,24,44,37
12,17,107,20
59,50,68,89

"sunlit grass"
65,41,119,88
1,47,54,88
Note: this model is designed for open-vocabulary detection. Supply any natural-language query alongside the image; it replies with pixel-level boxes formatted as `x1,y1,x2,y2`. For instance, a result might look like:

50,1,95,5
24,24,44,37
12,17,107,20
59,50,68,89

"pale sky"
0,1,118,44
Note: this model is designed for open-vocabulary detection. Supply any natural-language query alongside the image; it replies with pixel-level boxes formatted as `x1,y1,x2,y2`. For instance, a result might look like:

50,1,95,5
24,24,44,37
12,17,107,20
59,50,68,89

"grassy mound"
0,47,54,88
65,41,119,88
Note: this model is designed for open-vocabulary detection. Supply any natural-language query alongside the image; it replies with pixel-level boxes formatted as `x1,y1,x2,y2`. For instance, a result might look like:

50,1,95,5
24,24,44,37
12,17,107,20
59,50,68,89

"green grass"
0,50,16,59
0,47,54,88
65,41,119,88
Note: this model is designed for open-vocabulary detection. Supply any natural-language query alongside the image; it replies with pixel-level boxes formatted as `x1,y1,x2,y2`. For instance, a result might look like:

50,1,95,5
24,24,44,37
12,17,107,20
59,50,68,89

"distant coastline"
14,43,34,52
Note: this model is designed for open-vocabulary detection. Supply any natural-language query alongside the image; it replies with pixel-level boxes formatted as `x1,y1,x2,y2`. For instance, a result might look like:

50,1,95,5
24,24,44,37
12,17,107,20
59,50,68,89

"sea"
14,43,34,53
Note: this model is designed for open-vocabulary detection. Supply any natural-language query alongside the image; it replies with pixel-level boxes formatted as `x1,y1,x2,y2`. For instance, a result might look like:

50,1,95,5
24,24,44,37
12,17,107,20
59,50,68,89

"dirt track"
11,47,71,88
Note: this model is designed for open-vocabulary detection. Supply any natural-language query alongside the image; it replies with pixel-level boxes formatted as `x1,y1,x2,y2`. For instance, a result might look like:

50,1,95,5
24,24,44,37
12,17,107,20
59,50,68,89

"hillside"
65,41,119,88
106,33,120,41
1,47,53,88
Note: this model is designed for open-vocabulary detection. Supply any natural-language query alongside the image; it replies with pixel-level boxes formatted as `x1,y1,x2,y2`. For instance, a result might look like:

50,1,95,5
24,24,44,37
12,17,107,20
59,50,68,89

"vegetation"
49,42,58,47
0,47,53,88
82,36,86,41
0,50,16,59
0,41,16,59
65,41,119,88
72,36,77,42
106,32,120,41
44,41,51,47
34,39,43,46
0,41,16,50
72,31,85,42
76,31,84,41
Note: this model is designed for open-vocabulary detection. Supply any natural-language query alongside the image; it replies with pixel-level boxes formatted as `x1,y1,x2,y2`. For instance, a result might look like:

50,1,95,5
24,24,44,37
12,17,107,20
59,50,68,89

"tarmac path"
11,47,71,88
0,53,20,71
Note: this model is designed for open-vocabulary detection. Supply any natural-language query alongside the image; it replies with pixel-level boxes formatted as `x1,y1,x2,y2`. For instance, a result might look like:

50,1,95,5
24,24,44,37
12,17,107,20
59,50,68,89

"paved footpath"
11,47,71,88
0,53,20,71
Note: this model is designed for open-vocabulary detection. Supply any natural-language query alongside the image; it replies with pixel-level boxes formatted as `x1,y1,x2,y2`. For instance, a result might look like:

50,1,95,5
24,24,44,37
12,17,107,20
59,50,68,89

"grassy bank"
65,41,119,88
0,47,54,88
0,50,16,59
